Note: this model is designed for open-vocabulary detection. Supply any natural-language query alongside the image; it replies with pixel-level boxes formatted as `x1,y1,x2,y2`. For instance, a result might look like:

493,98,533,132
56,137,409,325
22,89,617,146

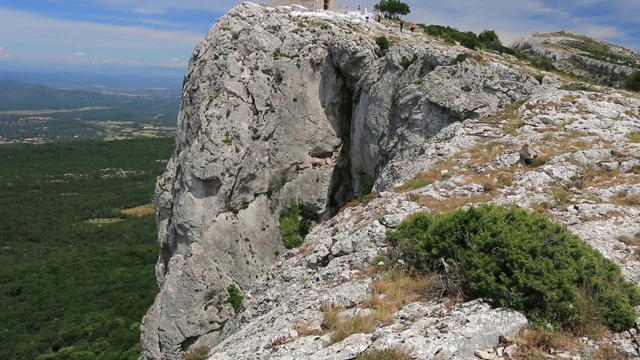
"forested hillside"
0,137,174,359
0,81,179,143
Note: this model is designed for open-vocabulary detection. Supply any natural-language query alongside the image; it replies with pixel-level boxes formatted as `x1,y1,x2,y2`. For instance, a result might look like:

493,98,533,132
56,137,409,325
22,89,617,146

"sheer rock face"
511,30,640,85
140,3,561,359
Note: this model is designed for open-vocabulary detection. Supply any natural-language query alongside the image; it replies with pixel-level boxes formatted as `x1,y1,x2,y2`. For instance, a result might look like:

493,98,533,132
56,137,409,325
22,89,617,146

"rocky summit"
140,3,640,359
512,30,640,86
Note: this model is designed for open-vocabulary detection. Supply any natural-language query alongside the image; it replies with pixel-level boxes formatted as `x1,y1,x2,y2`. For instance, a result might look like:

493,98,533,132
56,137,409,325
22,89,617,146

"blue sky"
0,0,638,76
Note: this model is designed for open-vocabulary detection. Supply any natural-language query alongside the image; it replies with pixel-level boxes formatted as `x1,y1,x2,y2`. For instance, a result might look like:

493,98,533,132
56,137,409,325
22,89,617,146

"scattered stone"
474,349,498,360
518,143,539,163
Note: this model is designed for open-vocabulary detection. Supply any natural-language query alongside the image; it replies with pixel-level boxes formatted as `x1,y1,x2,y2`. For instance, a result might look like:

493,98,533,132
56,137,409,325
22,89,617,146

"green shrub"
459,36,479,50
522,53,556,72
623,71,640,91
227,284,243,313
417,24,481,49
387,204,640,332
360,173,375,194
279,199,313,249
275,70,284,84
451,53,468,65
440,33,455,45
559,82,600,92
478,30,500,45
375,36,390,52
183,345,211,360
401,56,413,69
267,172,287,197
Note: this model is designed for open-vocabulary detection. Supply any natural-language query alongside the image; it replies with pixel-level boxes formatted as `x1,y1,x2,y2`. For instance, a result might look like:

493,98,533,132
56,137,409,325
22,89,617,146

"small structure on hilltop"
266,0,337,12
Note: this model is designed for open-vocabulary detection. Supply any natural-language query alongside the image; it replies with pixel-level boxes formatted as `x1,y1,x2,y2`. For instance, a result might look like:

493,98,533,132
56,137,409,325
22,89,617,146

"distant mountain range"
0,70,183,96
0,80,180,112
0,80,127,111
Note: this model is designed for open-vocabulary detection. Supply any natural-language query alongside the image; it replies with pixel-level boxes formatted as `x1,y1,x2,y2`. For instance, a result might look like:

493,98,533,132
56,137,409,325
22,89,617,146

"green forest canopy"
0,137,174,360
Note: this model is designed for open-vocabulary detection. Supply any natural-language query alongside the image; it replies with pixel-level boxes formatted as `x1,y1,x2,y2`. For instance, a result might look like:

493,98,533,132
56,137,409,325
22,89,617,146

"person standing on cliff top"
399,20,404,32
410,23,416,32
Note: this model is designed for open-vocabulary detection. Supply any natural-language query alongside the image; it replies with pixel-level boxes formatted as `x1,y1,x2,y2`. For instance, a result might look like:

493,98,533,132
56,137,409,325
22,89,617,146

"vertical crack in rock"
322,60,356,218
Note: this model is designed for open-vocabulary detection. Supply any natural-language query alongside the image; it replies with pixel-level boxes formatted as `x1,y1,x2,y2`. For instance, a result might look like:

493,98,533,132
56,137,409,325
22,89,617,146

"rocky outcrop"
199,82,640,360
511,30,640,85
141,3,640,359
205,191,528,359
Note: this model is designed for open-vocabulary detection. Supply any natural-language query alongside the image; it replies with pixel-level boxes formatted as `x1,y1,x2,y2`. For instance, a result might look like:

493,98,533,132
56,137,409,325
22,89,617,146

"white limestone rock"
141,3,640,360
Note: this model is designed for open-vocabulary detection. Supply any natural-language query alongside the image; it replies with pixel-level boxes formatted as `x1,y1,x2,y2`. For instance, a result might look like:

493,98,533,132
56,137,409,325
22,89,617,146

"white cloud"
579,25,625,39
0,47,4,51
73,52,86,56
132,6,165,15
0,8,203,67
89,0,243,15
170,57,181,62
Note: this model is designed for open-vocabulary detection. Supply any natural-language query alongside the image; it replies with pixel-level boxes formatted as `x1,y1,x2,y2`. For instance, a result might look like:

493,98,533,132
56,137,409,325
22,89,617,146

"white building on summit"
266,0,337,12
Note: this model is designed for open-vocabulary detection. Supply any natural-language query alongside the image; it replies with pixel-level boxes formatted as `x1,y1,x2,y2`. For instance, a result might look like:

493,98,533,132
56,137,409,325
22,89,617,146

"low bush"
356,348,412,360
183,346,211,360
227,284,243,313
267,172,287,197
360,173,375,193
279,199,314,249
524,53,556,71
623,72,640,91
559,82,600,92
627,131,640,143
375,36,390,52
387,204,640,332
401,56,413,69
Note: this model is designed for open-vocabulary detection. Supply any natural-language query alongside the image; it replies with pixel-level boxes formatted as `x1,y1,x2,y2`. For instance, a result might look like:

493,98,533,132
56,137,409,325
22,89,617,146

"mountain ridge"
511,29,640,86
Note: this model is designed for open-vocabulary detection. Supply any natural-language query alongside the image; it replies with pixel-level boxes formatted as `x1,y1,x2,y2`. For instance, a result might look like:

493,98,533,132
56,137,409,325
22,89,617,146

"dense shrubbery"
279,199,314,249
416,24,557,72
417,25,508,52
387,204,640,332
624,71,640,91
418,24,478,49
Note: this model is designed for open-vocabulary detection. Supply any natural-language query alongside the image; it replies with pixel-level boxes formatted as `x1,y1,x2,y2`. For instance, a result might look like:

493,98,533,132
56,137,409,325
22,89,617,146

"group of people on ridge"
399,20,416,33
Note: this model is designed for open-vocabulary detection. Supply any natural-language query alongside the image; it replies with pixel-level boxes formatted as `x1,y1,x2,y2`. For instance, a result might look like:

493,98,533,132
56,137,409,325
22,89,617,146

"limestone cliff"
141,3,640,359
